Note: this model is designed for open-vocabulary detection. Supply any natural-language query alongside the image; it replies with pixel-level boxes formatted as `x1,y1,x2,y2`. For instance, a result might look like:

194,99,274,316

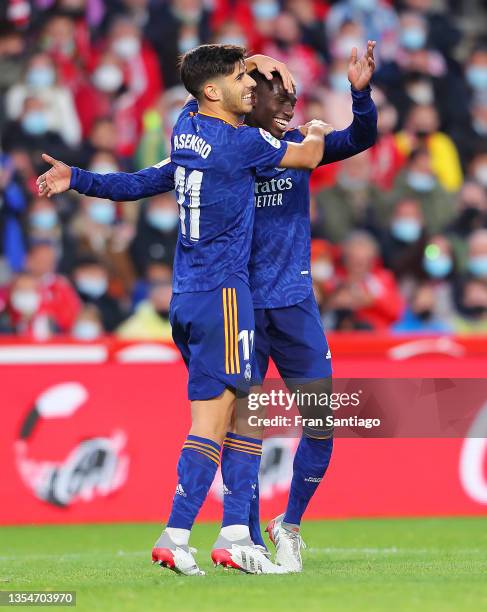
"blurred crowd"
0,0,487,340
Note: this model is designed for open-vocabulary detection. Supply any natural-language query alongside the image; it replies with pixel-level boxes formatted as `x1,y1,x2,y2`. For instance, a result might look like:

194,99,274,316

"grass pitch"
1,517,486,611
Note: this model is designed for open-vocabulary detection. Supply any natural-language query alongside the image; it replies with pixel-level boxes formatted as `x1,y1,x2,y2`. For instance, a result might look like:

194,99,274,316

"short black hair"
180,44,246,99
249,69,282,89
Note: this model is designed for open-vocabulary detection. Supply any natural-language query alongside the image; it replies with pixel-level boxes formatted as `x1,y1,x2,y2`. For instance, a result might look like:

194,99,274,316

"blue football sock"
221,432,262,528
284,435,333,526
167,435,221,530
249,480,266,547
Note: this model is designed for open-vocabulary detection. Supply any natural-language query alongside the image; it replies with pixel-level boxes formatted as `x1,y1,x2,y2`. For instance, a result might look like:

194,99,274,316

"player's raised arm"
37,154,176,201
319,40,378,165
279,120,334,170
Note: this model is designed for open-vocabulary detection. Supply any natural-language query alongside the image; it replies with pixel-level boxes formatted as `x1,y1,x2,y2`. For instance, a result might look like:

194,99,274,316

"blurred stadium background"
0,0,487,612
0,2,486,607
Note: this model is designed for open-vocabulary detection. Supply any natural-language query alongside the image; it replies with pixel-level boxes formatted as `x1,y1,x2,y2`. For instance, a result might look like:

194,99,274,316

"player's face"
248,77,297,139
220,61,256,116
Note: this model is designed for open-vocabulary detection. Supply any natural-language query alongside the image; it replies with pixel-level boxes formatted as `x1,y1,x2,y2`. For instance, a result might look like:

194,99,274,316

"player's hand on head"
245,54,296,93
348,40,376,91
36,153,72,198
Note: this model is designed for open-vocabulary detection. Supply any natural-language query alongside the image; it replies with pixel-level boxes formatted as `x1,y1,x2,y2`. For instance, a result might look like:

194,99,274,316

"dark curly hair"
180,44,246,99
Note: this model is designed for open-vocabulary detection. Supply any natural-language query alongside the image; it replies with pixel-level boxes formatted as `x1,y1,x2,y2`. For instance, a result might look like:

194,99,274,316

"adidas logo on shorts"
223,484,232,495
326,349,332,359
175,483,187,497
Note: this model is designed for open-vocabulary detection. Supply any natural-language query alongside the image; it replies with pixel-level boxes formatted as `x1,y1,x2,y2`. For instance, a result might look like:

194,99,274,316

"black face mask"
462,305,487,319
415,308,433,321
415,129,431,139
455,206,485,234
274,38,291,51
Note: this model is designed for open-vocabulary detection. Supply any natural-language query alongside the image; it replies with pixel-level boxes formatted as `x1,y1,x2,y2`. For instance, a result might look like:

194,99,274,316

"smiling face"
246,74,297,138
219,60,256,115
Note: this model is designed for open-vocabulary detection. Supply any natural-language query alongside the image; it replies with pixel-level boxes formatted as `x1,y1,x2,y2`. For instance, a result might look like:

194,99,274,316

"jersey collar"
197,111,242,129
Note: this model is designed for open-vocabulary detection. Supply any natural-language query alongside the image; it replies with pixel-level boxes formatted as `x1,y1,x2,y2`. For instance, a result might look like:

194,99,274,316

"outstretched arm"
320,40,378,165
37,154,176,201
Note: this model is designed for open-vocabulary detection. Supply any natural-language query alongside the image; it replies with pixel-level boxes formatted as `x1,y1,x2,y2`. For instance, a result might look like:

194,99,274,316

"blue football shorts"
254,291,332,382
170,274,259,400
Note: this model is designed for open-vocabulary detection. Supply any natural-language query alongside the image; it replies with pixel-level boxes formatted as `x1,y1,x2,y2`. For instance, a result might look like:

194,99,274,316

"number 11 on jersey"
175,165,203,242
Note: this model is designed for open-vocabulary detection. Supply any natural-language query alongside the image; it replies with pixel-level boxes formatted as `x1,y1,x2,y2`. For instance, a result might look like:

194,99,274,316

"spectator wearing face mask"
26,196,77,273
5,52,81,146
380,197,428,284
71,304,104,341
447,181,487,271
116,275,173,340
145,0,211,89
25,241,81,333
400,0,460,60
82,15,162,158
39,14,85,88
129,193,179,276
465,47,487,101
131,260,173,308
468,149,487,191
4,271,52,339
69,194,136,299
314,150,380,244
387,148,455,234
326,0,399,64
464,229,487,282
327,230,404,330
323,57,355,128
453,277,487,334
104,16,161,109
419,234,457,324
211,20,248,48
328,18,365,64
395,103,463,192
310,239,338,296
71,257,128,332
2,96,73,163
393,282,453,334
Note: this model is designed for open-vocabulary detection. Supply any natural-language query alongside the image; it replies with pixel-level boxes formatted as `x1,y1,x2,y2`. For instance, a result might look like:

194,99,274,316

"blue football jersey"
170,100,288,293
250,129,312,308
250,86,377,308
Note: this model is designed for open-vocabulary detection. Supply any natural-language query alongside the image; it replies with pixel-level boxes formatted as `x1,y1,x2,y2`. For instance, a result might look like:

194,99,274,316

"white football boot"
212,533,288,574
266,514,306,573
152,531,205,576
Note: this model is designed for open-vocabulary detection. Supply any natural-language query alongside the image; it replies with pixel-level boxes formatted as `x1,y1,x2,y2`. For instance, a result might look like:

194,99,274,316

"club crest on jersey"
259,128,281,149
244,363,252,382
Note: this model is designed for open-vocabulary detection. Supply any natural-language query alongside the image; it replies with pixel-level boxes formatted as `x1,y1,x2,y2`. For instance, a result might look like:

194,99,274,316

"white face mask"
92,64,124,93
72,320,102,340
407,82,434,105
11,290,41,315
474,165,487,188
312,261,333,282
89,164,118,175
112,36,141,60
333,36,364,59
